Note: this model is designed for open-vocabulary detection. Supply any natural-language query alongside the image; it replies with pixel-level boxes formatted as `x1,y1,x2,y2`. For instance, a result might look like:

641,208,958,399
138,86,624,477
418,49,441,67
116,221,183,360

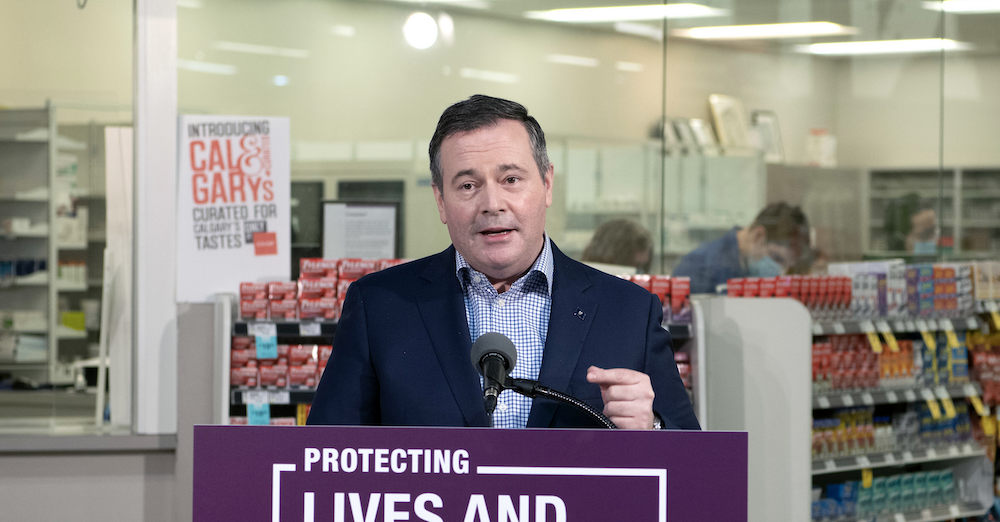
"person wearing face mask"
672,203,810,294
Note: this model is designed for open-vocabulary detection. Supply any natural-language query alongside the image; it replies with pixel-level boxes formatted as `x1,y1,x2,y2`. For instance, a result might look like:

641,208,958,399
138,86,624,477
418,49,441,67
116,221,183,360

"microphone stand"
505,378,618,429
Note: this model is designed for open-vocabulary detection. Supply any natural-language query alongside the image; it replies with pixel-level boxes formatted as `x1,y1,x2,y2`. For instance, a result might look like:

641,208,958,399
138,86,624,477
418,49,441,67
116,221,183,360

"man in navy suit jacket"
308,95,699,430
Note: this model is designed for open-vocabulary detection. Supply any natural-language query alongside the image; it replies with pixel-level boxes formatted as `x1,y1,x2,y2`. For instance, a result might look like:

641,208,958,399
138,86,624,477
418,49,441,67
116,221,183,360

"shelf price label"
884,453,896,464
949,505,961,518
901,451,914,462
893,513,905,522
964,384,988,416
886,391,899,403
927,319,939,331
861,392,874,406
825,460,837,471
812,323,824,336
966,317,979,331
247,403,271,425
904,390,917,402
299,322,322,337
915,319,937,352
940,319,961,349
926,447,938,458
935,386,957,418
921,388,942,419
986,301,1000,330
842,394,855,407
905,320,917,332
877,321,900,353
861,320,882,353
856,455,872,467
893,320,906,333
817,396,831,409
269,390,291,405
252,322,279,360
832,322,847,335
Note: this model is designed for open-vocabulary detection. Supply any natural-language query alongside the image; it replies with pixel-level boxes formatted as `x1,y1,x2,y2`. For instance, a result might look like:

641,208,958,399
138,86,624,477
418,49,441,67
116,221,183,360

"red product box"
230,417,248,425
339,259,379,280
289,344,318,364
270,418,297,426
300,258,339,279
232,335,254,350
743,277,761,298
760,277,777,298
379,259,406,271
318,345,333,363
259,364,288,387
818,277,831,307
337,279,355,299
789,276,803,302
240,282,267,301
231,348,256,367
630,275,652,292
775,276,792,297
231,366,258,387
807,276,821,308
670,277,691,323
268,281,298,301
650,276,671,302
269,299,298,320
299,298,341,321
289,363,318,387
240,299,269,320
299,278,338,299
727,278,744,297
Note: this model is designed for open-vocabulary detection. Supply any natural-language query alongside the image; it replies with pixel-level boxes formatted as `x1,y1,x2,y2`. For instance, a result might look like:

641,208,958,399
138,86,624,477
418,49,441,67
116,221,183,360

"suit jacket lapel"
527,243,598,428
416,247,490,427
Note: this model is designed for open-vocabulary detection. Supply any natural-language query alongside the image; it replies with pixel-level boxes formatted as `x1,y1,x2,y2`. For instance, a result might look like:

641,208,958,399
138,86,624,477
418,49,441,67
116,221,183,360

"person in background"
672,202,810,294
580,219,653,274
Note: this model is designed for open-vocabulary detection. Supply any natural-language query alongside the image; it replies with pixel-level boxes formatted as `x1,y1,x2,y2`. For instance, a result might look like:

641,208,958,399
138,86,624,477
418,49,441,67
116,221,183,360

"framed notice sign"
322,201,398,260
176,115,291,302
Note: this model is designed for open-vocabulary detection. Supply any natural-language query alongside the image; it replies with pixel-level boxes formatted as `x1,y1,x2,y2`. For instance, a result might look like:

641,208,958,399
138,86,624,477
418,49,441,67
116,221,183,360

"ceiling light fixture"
525,4,729,23
404,12,438,49
177,59,237,75
614,22,664,40
923,0,1000,13
214,41,310,58
796,38,972,56
459,68,520,84
673,21,857,40
546,54,600,67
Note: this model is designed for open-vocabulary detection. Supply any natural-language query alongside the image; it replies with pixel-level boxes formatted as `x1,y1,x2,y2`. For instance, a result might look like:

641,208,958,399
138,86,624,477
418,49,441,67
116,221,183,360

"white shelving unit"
696,296,994,522
0,103,108,382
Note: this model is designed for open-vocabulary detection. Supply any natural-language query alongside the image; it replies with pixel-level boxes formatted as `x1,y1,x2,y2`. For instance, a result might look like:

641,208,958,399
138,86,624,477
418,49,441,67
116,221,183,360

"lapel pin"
574,309,586,321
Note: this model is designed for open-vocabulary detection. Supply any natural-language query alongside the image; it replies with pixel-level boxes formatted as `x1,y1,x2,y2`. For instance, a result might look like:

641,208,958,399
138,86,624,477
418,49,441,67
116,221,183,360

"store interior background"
1,0,1000,520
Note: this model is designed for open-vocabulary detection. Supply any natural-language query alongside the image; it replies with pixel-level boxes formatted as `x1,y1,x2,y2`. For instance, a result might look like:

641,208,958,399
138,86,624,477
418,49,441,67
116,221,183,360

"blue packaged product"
812,500,821,520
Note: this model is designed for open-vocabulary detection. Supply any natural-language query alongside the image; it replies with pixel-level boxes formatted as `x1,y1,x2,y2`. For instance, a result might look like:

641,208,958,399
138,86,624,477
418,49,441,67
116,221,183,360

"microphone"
469,332,518,425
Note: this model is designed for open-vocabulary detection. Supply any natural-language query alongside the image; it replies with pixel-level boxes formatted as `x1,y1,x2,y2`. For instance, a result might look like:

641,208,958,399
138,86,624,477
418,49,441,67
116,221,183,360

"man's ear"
543,163,554,208
433,184,448,225
749,225,767,245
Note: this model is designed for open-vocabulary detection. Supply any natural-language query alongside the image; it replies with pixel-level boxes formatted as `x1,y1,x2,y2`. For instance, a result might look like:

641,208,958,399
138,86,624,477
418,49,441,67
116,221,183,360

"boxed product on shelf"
298,277,338,299
232,335,254,349
300,258,339,279
670,276,691,323
240,282,267,301
231,364,258,387
628,274,651,292
240,299,269,320
230,416,248,425
268,281,298,301
257,343,289,364
814,470,957,520
674,351,691,389
288,344,318,365
299,298,342,321
270,417,297,426
337,279,355,299
650,275,671,305
379,259,406,271
318,345,333,364
269,299,298,320
259,363,288,387
338,259,379,280
288,363,318,387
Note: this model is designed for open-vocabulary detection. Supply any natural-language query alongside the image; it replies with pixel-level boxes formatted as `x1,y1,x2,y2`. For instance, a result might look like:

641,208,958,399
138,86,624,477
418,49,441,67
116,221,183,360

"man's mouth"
480,228,514,237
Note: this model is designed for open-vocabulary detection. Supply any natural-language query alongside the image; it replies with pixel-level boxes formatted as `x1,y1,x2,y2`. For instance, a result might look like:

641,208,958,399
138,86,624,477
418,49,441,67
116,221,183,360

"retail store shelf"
11,272,48,286
231,388,316,405
813,383,981,410
0,363,47,369
56,281,87,292
811,442,984,475
812,317,983,337
233,320,338,337
830,501,987,522
87,278,103,288
665,323,692,340
2,230,48,239
56,243,88,251
56,326,86,339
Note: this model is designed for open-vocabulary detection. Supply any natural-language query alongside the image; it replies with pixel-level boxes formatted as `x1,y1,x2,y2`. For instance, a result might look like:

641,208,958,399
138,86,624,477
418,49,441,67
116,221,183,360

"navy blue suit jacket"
307,242,700,430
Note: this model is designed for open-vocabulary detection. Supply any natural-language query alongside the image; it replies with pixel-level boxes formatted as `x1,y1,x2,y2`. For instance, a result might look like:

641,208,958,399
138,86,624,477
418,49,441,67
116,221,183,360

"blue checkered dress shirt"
456,235,554,429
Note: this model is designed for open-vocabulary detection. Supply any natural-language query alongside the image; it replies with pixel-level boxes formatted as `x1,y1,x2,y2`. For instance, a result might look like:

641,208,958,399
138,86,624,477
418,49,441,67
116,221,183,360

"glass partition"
0,1,133,434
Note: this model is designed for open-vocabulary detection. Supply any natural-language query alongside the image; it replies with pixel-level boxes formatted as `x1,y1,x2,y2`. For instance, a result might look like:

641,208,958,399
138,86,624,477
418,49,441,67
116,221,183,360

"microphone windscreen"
470,332,517,373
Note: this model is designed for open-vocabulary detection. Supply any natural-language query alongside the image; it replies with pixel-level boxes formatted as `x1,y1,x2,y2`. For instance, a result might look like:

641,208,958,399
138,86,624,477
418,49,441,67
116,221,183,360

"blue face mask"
747,255,784,278
913,240,936,255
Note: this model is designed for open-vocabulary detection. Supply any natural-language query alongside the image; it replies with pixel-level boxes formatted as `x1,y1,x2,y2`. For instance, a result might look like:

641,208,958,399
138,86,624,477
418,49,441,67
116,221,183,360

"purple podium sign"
194,425,746,521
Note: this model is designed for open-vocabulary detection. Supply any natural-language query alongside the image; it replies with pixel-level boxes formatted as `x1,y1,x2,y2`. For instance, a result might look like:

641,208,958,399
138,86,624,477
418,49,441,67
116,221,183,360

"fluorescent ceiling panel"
616,61,646,72
797,38,972,55
177,60,237,75
673,21,857,40
525,4,729,23
546,54,600,67
214,41,310,59
614,22,664,40
388,0,490,9
923,0,1000,12
459,68,520,84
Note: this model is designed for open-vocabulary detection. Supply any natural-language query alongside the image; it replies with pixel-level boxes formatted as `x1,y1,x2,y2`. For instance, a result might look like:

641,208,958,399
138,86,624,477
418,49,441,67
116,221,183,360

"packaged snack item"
670,277,691,323
338,259,379,280
231,365,258,387
269,299,298,320
289,363,318,387
259,363,288,387
240,299,269,320
378,259,406,271
268,281,298,301
240,282,267,301
300,258,339,279
299,298,341,321
298,278,338,299
289,344,318,364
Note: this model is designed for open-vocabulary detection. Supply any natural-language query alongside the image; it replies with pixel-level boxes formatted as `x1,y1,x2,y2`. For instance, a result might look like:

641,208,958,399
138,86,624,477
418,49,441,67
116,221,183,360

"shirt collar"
455,233,554,295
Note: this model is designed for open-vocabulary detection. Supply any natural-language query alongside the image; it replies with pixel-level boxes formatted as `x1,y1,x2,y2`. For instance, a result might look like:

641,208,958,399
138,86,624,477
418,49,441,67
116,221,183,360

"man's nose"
480,180,506,214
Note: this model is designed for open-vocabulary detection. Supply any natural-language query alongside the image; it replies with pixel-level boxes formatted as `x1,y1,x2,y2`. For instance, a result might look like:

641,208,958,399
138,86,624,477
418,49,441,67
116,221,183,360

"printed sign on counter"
176,115,291,302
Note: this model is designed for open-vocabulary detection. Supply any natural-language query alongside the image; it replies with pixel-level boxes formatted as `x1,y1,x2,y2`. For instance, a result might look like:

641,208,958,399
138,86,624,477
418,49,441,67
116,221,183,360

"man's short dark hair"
429,95,550,192
751,202,808,244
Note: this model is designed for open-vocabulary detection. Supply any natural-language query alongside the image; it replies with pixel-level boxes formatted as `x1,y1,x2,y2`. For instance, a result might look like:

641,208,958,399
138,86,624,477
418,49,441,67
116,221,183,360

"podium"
194,425,747,521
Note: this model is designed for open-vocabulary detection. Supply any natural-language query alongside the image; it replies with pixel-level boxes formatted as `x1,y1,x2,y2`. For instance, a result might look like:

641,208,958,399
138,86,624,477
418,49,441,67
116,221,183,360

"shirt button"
497,402,508,412
496,298,505,307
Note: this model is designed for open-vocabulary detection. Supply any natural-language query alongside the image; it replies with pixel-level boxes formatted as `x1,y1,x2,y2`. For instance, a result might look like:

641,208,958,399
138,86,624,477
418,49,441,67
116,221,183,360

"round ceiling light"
403,12,438,50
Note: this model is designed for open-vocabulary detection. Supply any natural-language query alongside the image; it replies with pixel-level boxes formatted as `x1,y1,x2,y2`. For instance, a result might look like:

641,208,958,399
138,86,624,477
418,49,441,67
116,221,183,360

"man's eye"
460,183,473,190
505,176,518,184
